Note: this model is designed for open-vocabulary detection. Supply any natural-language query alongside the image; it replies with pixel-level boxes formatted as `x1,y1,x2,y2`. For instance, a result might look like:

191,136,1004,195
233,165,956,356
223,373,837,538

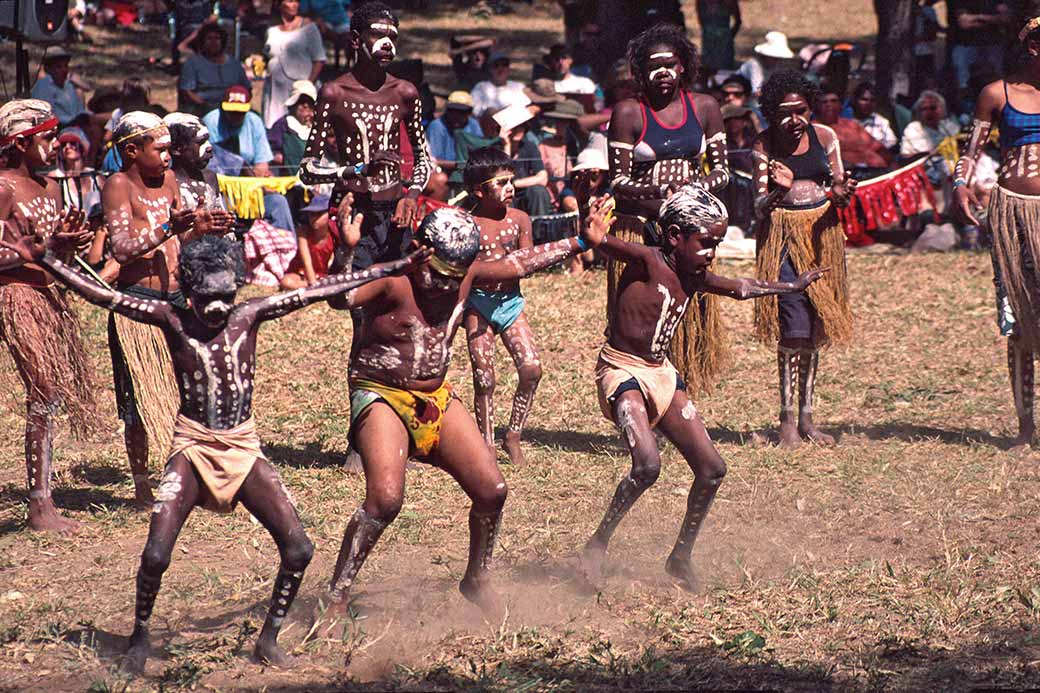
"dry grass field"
5,2,1037,692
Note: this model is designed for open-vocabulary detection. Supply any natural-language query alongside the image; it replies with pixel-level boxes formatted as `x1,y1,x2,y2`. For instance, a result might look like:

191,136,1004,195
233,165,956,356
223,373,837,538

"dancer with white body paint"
0,98,98,533
579,186,826,589
326,201,614,622
103,112,234,507
607,23,730,397
463,148,543,465
1,229,427,672
751,71,856,449
164,113,231,226
955,16,1040,451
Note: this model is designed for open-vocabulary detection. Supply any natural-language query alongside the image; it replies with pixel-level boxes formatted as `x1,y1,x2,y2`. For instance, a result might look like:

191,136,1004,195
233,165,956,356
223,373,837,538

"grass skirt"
753,203,852,348
112,313,179,461
606,213,728,396
0,284,97,432
988,185,1040,352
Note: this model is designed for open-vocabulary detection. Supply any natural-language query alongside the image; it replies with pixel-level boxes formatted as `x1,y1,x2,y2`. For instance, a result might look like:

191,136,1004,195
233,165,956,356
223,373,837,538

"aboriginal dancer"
751,70,856,448
607,23,730,395
955,16,1040,451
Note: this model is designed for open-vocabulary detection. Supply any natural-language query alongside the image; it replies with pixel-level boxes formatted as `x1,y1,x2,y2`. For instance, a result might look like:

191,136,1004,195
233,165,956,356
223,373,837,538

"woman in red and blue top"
606,23,729,396
955,15,1040,452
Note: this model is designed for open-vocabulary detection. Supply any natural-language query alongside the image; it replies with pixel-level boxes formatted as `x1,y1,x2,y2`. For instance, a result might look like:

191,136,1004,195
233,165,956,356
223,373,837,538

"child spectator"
537,99,583,209
267,79,316,172
280,194,337,288
494,104,552,216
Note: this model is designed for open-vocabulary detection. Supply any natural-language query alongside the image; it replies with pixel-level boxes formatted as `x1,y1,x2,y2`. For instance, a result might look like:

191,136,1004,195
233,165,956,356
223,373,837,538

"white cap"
754,31,794,60
571,146,608,173
284,80,318,108
492,104,534,132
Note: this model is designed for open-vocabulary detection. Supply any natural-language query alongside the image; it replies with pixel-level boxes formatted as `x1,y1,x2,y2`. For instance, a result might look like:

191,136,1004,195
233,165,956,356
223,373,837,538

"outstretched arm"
2,234,172,325
698,267,827,300
249,247,432,321
470,195,615,285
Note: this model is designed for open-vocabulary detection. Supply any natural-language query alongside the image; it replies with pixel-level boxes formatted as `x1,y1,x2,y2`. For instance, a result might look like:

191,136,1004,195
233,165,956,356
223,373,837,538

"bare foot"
459,576,506,623
253,635,294,668
121,628,149,675
1009,426,1035,453
799,418,836,446
323,594,354,620
578,539,607,586
664,553,698,592
777,421,802,450
502,431,525,465
28,501,80,534
342,448,363,474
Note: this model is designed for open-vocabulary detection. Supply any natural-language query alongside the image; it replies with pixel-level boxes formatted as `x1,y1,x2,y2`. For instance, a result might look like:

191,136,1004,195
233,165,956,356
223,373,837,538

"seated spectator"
301,0,350,37
471,53,531,117
545,43,597,96
49,127,103,212
816,90,892,174
537,99,583,208
493,104,552,216
280,193,336,289
721,104,755,235
172,0,216,68
427,91,482,172
738,31,793,96
849,82,897,150
719,74,762,130
31,46,92,127
203,85,295,233
565,144,610,273
899,89,959,184
179,22,251,117
449,34,494,92
570,21,602,80
268,79,315,172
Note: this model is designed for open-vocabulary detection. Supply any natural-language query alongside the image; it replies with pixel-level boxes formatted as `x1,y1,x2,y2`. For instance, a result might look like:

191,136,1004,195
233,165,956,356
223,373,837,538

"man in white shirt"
471,53,531,117
547,44,597,96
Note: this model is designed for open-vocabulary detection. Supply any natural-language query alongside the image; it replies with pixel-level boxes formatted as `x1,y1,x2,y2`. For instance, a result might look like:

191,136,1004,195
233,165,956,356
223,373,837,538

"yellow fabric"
595,344,678,427
217,175,300,219
350,378,455,457
169,414,263,513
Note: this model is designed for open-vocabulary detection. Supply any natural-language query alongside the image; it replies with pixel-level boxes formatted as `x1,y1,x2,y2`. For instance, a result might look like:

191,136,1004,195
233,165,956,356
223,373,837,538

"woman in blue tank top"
751,70,857,449
955,16,1040,452
606,23,729,396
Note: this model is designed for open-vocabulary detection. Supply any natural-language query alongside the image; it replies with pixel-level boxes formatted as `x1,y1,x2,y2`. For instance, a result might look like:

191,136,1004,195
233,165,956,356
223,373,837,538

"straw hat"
493,104,534,132
571,146,608,173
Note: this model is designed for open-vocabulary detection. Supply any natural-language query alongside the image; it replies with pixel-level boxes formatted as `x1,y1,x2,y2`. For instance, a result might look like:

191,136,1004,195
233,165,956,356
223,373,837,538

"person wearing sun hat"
268,79,317,171
50,126,102,212
427,90,483,172
538,99,585,208
493,103,553,216
738,30,794,96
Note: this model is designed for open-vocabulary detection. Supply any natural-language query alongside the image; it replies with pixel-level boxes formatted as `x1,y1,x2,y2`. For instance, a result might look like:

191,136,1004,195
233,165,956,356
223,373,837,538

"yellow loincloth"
350,379,455,458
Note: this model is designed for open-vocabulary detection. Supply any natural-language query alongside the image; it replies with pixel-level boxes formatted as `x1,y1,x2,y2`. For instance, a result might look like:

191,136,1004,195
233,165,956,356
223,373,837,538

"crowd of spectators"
15,0,1027,290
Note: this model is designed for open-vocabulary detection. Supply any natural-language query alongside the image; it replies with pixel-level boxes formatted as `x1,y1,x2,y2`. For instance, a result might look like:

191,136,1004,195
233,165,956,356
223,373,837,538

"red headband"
0,117,59,146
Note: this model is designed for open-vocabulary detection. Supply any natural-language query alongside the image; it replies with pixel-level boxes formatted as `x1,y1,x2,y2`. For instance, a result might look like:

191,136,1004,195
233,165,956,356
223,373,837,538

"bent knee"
631,453,662,488
472,367,496,393
473,478,508,511
283,532,314,570
517,363,542,385
698,456,727,485
140,544,172,575
365,492,403,523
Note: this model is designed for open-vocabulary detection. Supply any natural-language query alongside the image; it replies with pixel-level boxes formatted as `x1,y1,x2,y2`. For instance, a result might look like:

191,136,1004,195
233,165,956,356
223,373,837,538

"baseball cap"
445,91,474,111
221,85,252,112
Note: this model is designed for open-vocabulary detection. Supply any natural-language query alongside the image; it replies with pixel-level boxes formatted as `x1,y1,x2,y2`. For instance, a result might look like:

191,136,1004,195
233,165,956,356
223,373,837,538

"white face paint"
372,36,396,57
650,52,674,59
649,66,678,82
154,133,171,146
199,139,212,159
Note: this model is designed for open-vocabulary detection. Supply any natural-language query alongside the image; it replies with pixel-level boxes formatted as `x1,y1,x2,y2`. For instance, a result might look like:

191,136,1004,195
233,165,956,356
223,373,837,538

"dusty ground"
5,2,1031,692
3,246,1040,691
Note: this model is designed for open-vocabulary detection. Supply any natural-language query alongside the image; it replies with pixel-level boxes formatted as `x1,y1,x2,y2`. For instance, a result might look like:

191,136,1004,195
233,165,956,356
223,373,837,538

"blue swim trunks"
466,287,525,334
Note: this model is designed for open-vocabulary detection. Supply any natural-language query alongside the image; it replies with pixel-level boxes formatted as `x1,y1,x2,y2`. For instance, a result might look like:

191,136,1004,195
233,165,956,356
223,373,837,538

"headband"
428,254,467,278
1020,16,1040,42
114,123,169,146
0,117,59,146
479,173,514,187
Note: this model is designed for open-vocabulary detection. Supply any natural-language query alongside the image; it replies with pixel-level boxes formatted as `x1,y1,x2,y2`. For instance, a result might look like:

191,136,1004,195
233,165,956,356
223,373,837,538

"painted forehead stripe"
649,52,675,59
369,22,398,33
0,117,58,146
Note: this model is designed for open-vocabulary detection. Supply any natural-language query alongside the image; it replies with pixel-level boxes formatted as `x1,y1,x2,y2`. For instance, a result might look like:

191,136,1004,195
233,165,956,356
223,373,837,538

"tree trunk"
873,0,914,110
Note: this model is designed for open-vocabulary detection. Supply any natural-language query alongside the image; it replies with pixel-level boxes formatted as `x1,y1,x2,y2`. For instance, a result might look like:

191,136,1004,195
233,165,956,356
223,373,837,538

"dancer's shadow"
519,426,625,454
263,441,348,469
